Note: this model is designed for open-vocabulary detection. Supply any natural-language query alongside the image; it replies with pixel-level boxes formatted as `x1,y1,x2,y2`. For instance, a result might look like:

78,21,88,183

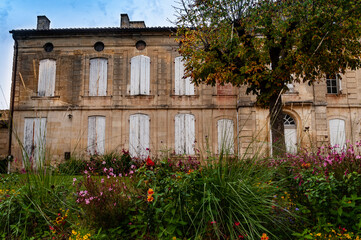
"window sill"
212,94,237,97
326,93,346,97
170,95,199,98
125,95,155,99
31,96,60,100
283,91,299,95
81,95,112,99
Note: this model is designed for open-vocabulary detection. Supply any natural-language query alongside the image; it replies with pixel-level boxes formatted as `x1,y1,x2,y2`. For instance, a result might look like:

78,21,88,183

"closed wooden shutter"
130,56,140,95
217,119,234,154
131,55,150,95
129,114,150,158
38,59,56,96
140,56,150,95
284,128,297,154
175,114,195,155
88,116,105,155
175,57,194,95
23,118,47,168
329,119,346,152
89,58,107,96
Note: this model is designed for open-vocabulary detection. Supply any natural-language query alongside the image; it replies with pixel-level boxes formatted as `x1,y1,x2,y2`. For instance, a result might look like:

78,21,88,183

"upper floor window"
326,74,341,94
329,119,346,152
175,114,195,155
217,119,234,154
87,116,105,155
174,56,194,95
130,55,150,95
38,59,56,97
23,117,47,168
129,114,150,159
89,58,108,96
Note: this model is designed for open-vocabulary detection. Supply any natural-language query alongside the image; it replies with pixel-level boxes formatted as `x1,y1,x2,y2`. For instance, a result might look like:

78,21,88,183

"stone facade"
0,110,9,159
8,14,361,169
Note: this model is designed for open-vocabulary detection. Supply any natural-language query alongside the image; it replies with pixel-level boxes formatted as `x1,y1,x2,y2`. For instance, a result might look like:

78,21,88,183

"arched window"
329,119,346,152
175,114,195,155
217,119,234,154
38,59,56,96
87,116,106,155
284,114,297,154
174,56,194,95
130,55,150,95
129,114,150,159
89,58,108,96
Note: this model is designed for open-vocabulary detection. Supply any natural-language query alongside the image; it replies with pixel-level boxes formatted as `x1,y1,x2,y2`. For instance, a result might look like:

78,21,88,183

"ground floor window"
23,118,47,168
329,118,346,152
175,114,195,155
217,119,234,154
87,116,106,155
129,114,150,159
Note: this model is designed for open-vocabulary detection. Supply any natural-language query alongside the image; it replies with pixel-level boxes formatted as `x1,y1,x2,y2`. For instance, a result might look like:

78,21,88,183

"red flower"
146,156,154,166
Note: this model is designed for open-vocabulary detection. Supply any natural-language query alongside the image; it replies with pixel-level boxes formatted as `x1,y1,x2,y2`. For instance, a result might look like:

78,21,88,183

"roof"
10,26,177,38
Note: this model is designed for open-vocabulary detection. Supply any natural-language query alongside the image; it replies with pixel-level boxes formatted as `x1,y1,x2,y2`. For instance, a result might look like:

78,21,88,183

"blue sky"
0,0,177,109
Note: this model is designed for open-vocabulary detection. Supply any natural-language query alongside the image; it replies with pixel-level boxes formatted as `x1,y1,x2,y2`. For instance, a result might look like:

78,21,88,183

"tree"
175,0,361,155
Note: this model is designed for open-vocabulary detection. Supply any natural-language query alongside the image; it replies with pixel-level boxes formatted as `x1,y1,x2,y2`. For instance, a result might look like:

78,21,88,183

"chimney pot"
121,14,130,28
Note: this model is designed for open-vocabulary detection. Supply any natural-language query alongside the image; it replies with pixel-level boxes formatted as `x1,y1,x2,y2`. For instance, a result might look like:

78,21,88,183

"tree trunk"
269,93,286,157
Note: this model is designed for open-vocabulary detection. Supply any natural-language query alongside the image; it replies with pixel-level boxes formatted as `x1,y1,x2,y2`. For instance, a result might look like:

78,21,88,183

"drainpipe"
236,103,239,155
8,37,18,173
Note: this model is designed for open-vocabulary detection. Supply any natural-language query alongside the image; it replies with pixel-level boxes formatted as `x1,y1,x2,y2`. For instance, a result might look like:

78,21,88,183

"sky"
0,0,178,109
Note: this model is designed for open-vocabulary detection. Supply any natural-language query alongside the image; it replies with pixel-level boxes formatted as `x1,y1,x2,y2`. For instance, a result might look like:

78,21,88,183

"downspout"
8,36,18,173
236,103,239,155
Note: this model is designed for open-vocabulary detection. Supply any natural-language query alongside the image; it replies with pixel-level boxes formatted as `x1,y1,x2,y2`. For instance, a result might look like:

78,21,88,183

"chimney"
121,14,130,28
37,16,50,30
120,13,146,28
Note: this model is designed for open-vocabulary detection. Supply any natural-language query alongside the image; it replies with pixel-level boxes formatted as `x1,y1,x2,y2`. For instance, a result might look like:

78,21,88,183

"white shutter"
175,57,194,95
130,56,140,95
175,114,184,154
24,118,35,160
185,114,195,154
217,119,234,154
98,59,108,96
87,116,96,155
38,59,56,97
329,119,346,152
96,116,105,154
139,114,150,158
23,118,46,168
174,57,182,95
285,128,297,154
89,58,107,96
140,56,150,95
129,114,149,158
129,114,140,158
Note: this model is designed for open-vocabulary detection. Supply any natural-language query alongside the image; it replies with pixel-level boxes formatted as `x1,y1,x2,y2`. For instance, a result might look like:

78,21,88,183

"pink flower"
103,167,108,172
101,178,104,183
210,221,216,224
85,199,90,205
84,170,88,174
114,202,116,206
102,161,106,165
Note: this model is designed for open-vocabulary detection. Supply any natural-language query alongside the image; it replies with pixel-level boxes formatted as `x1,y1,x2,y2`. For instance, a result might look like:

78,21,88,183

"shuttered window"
129,114,150,159
87,116,106,155
284,114,297,154
217,119,234,154
130,55,150,95
174,56,194,95
329,119,346,152
23,118,47,168
89,58,108,96
175,114,195,155
38,59,56,96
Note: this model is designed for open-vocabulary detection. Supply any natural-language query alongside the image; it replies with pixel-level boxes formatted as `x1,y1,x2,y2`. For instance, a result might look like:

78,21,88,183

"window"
87,116,105,155
326,74,341,94
38,59,56,96
284,114,297,154
175,114,195,155
217,119,234,154
174,56,194,95
130,55,150,95
89,58,108,96
23,118,47,168
129,114,150,159
329,119,346,152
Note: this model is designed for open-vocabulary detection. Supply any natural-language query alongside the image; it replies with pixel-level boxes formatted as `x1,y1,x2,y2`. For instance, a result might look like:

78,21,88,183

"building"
8,14,361,170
